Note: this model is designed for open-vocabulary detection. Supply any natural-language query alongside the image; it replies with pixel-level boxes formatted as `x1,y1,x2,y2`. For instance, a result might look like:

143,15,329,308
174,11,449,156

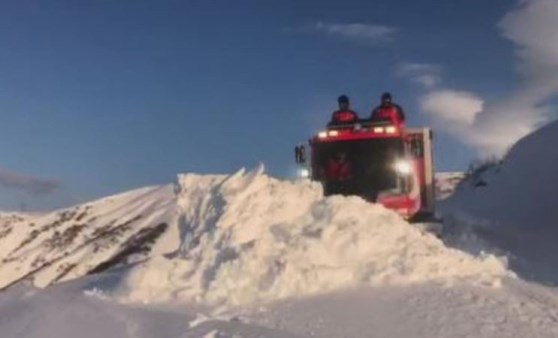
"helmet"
381,92,392,103
337,95,350,104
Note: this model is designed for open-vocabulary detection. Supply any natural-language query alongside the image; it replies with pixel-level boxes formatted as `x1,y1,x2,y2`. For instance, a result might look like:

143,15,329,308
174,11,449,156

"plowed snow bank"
122,167,509,306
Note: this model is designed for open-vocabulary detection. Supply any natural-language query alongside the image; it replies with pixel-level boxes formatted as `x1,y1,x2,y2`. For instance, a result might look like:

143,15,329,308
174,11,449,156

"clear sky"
0,0,540,210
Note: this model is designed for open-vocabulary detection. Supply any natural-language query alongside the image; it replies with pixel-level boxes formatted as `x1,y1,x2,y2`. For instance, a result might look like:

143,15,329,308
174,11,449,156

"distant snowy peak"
0,185,176,290
435,172,465,200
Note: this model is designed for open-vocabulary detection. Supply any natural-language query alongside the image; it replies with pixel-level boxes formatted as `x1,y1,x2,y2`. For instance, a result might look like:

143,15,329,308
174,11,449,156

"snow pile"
122,166,509,306
442,120,558,284
444,119,558,228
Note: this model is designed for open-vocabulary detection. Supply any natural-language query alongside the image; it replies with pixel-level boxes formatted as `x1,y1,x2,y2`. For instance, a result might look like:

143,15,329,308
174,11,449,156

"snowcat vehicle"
295,120,436,221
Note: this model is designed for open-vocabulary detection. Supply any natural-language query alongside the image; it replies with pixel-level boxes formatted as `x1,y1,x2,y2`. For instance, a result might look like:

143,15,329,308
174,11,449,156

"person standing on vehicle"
370,92,405,125
329,95,359,126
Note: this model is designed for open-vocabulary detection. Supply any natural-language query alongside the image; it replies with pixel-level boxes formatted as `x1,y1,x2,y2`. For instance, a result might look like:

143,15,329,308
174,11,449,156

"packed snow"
3,273,558,338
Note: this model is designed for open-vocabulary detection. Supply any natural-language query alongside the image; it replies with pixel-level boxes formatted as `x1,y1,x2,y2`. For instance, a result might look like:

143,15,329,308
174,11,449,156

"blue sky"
0,0,545,210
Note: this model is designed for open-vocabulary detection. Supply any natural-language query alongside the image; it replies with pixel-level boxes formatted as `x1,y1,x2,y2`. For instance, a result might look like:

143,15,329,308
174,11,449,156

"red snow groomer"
295,120,436,221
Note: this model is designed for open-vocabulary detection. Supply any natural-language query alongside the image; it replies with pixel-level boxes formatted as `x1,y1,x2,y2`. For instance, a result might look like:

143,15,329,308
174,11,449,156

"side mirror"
295,145,306,164
410,137,424,158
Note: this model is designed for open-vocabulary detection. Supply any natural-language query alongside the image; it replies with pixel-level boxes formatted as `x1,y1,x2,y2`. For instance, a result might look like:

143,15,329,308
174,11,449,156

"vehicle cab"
295,120,435,221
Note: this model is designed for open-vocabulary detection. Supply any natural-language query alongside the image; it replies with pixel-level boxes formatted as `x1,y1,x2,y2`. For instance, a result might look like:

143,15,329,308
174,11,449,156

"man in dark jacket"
329,95,359,126
370,92,405,125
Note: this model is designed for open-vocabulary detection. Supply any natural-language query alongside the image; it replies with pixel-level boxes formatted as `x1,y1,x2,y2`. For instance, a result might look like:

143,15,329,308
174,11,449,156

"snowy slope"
0,185,176,290
442,119,558,285
435,172,465,200
444,119,558,228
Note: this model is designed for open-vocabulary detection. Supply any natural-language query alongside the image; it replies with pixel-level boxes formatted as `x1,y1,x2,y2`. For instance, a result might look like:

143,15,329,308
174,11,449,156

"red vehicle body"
300,121,435,220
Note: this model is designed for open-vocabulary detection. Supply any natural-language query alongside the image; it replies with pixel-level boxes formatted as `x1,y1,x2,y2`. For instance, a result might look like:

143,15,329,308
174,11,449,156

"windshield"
313,138,405,198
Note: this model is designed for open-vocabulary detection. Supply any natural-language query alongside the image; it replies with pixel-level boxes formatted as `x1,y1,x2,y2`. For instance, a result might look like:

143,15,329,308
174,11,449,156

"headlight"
298,168,310,178
385,126,397,134
373,127,384,133
318,131,328,139
394,160,413,175
327,130,339,137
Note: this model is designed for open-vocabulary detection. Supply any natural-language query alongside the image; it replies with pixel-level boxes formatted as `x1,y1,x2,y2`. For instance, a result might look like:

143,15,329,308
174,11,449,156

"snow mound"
444,119,558,228
122,166,509,306
442,120,558,284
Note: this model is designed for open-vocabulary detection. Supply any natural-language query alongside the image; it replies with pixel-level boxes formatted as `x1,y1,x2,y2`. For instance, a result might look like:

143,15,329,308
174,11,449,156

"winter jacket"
329,109,359,125
370,104,405,125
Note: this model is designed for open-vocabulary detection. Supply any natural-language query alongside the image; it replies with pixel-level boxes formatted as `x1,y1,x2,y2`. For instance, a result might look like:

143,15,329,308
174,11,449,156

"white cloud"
420,89,550,156
412,0,558,157
0,170,60,196
313,22,396,44
499,0,558,87
397,63,442,88
420,90,483,125
473,0,558,155
467,91,552,155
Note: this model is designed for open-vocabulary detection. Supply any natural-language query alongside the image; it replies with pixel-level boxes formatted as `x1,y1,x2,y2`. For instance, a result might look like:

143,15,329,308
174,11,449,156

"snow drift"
121,166,508,306
445,119,558,228
443,119,558,285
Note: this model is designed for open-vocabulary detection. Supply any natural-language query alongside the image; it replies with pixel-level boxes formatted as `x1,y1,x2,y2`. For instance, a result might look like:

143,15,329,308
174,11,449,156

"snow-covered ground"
3,119,558,336
3,272,558,338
